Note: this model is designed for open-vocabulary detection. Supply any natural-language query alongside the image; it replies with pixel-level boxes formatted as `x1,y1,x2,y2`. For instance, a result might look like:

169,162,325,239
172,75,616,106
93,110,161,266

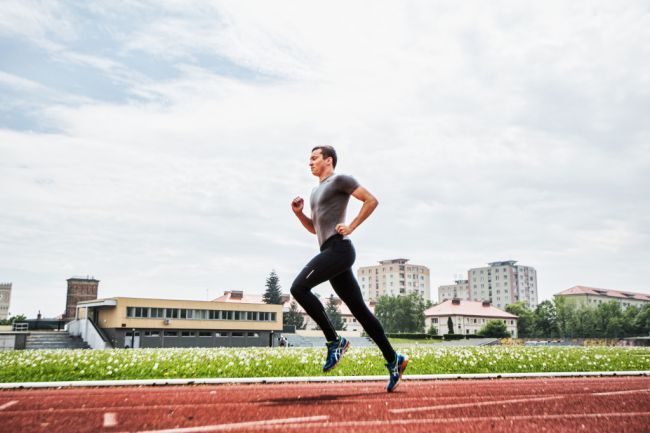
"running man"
290,145,408,392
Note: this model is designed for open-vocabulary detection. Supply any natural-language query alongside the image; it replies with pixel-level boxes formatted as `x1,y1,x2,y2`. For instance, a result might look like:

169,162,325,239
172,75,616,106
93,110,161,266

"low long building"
216,290,374,334
74,296,283,348
424,299,518,337
555,286,650,309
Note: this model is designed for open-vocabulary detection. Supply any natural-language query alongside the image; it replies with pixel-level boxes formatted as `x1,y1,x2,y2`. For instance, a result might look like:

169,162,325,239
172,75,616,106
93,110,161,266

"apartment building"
467,260,538,310
555,286,650,309
437,280,470,303
0,283,11,320
357,259,430,301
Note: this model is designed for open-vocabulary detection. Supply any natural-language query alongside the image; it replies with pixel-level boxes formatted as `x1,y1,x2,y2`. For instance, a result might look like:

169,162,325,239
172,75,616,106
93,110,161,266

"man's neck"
319,168,335,183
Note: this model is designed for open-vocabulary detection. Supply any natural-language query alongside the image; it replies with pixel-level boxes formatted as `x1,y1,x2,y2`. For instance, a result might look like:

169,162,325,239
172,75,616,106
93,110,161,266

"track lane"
2,377,649,433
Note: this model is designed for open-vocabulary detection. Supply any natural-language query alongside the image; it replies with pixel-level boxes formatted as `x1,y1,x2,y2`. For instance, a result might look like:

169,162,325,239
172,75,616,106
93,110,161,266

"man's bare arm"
291,196,316,234
336,186,378,236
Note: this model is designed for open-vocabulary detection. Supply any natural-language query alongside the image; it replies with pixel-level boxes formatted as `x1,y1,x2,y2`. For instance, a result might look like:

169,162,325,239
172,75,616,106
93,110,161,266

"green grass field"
1,346,649,383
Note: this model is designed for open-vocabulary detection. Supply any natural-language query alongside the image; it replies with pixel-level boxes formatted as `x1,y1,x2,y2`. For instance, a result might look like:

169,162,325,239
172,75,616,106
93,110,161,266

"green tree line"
506,298,650,339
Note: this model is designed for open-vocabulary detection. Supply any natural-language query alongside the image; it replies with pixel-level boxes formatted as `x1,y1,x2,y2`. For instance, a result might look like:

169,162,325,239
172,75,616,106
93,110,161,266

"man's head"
310,145,337,178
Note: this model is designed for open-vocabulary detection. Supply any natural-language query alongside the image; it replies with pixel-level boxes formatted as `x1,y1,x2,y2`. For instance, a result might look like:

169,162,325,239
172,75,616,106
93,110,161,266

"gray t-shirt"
310,173,360,246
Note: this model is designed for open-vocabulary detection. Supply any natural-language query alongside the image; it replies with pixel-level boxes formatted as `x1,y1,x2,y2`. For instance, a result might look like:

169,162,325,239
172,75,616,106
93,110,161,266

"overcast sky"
1,1,649,318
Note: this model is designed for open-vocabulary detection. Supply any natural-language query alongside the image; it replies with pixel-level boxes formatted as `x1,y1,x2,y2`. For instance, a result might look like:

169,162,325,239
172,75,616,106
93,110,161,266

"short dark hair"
312,145,337,168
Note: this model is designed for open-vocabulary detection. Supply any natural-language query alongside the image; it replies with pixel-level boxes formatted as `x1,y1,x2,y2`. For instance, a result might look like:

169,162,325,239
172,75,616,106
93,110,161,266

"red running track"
1,377,650,433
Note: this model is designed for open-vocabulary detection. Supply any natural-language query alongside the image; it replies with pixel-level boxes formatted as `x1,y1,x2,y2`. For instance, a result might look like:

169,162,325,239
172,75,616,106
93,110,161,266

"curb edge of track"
1,371,649,389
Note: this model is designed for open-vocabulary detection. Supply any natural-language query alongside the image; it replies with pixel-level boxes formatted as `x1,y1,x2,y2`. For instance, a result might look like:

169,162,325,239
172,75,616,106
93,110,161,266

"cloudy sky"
1,1,649,318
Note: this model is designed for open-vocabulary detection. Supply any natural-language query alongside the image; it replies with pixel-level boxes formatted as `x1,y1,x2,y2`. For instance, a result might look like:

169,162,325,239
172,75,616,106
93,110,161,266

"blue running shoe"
386,353,408,392
323,336,350,372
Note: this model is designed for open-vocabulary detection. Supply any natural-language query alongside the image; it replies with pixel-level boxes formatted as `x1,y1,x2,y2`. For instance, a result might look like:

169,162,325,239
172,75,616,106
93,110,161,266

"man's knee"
290,283,304,299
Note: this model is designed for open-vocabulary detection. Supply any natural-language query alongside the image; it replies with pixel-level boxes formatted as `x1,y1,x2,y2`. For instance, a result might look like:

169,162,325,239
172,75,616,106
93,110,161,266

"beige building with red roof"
424,299,518,337
554,286,650,309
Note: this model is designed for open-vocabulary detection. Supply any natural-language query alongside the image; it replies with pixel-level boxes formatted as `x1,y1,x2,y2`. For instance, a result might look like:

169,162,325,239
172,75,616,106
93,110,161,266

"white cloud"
1,1,649,317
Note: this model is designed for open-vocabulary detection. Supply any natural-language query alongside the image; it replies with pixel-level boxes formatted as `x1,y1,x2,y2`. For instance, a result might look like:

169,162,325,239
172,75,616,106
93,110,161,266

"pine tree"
325,294,346,331
262,270,283,305
447,316,454,334
283,301,305,330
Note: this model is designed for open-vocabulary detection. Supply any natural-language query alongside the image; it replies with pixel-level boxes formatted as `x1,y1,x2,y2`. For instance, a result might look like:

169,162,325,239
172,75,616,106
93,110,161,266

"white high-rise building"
357,259,430,302
0,283,12,320
438,280,470,303
467,260,538,310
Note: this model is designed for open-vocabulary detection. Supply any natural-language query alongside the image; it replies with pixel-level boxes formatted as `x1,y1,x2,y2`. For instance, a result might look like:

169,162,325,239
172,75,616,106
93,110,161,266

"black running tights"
290,234,396,363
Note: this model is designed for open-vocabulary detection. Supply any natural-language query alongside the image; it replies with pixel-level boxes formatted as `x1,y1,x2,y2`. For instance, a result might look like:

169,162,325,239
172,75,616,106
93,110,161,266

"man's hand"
292,196,316,234
291,197,304,214
336,223,353,236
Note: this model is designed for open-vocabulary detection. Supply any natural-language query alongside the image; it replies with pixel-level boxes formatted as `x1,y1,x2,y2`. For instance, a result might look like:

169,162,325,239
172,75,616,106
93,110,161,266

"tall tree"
594,301,623,337
375,293,427,333
506,301,535,338
325,295,346,331
477,320,511,338
375,295,399,333
533,300,559,337
634,304,650,336
447,316,454,334
622,305,641,337
262,270,283,305
283,301,305,330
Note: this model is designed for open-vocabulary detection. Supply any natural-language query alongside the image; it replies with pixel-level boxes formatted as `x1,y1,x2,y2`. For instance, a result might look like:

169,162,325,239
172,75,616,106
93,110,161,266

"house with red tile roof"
424,299,518,337
554,286,650,309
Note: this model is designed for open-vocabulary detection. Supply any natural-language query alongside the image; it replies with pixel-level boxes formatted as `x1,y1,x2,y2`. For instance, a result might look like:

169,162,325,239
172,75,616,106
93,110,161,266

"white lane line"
390,386,650,414
136,415,329,433
233,412,650,430
2,371,648,389
104,412,118,427
0,400,18,411
390,395,566,414
592,388,650,396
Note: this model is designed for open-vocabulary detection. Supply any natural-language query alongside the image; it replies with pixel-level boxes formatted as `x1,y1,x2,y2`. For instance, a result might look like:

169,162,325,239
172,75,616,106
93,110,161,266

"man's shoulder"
333,173,360,193
333,173,358,182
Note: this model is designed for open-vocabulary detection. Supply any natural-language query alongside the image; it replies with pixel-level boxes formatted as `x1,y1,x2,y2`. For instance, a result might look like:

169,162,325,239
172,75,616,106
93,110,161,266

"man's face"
309,149,331,176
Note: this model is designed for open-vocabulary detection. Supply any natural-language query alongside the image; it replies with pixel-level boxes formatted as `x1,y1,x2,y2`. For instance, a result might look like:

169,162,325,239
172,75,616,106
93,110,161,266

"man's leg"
330,268,396,363
331,268,408,391
290,248,347,342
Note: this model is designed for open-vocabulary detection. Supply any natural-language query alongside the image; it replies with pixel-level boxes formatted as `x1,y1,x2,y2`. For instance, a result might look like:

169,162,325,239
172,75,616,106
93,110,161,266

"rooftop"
378,259,410,265
424,299,517,319
555,286,650,301
487,260,518,267
214,291,375,316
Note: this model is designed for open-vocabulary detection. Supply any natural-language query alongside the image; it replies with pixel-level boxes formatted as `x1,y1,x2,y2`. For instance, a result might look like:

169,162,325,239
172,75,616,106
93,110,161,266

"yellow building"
71,296,283,349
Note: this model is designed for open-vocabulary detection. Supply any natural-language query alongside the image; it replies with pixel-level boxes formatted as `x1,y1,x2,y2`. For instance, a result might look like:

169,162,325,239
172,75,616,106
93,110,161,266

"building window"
144,331,160,337
232,332,244,337
198,331,212,337
215,332,227,337
247,332,259,337
163,331,178,337
181,331,195,337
